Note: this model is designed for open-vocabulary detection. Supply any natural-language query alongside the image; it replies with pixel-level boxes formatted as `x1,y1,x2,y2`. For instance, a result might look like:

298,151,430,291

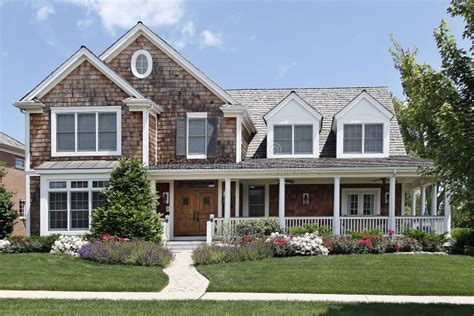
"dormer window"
264,92,322,158
131,50,152,78
343,123,383,154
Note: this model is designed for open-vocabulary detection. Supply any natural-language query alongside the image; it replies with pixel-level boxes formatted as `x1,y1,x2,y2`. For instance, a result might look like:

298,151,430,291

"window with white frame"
343,123,383,154
131,50,153,79
52,107,121,156
342,190,379,216
19,200,26,217
273,124,313,155
187,113,207,158
48,180,108,231
15,158,25,170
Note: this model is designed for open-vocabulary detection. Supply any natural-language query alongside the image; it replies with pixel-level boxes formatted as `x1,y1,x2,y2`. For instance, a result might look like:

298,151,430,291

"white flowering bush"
290,233,329,256
0,239,11,253
50,235,89,257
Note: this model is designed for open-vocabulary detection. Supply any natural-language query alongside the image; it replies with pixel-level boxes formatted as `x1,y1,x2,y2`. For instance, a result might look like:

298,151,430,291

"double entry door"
174,184,217,236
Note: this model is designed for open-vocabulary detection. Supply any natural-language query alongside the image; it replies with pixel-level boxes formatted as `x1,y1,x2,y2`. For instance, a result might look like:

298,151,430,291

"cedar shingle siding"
30,61,142,168
106,35,236,163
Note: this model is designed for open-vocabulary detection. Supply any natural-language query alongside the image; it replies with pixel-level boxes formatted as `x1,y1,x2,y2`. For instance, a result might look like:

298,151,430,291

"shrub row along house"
15,22,452,241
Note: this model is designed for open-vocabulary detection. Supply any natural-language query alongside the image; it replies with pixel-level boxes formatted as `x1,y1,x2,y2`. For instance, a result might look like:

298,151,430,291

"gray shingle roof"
225,87,407,159
0,132,25,151
151,156,432,170
36,160,118,170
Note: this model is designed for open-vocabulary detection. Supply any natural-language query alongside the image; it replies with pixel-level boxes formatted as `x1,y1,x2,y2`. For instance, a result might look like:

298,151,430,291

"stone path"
161,251,209,298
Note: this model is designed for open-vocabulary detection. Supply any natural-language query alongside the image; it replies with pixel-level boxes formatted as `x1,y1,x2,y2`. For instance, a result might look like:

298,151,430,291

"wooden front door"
174,184,217,236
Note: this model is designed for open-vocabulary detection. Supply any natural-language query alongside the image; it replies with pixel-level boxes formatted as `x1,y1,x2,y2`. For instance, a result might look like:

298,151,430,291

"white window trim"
341,188,381,216
131,49,153,79
342,123,384,155
272,124,315,158
15,157,25,170
338,122,389,158
186,112,207,160
51,106,122,157
40,175,109,235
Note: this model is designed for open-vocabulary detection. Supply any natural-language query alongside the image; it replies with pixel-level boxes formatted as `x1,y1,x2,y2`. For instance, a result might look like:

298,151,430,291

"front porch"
152,168,452,242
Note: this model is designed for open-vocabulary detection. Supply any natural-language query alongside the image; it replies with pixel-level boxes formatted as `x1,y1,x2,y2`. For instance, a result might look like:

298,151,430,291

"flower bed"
51,235,89,257
0,235,59,253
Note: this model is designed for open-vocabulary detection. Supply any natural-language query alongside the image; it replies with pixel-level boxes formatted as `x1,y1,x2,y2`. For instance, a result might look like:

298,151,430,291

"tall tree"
390,0,473,227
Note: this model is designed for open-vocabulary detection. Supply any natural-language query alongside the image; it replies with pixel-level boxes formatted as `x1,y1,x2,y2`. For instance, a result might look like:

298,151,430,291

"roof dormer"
332,90,393,158
264,91,322,158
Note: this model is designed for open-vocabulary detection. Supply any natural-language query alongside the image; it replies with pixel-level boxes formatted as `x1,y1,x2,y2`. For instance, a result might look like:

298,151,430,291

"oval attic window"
131,50,152,78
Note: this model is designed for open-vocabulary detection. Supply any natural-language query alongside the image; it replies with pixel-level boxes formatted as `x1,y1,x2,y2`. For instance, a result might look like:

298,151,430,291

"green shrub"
6,235,59,253
235,218,280,238
450,228,474,255
192,242,274,265
403,229,447,252
92,158,163,243
0,168,17,239
289,224,332,237
79,240,173,267
350,230,384,239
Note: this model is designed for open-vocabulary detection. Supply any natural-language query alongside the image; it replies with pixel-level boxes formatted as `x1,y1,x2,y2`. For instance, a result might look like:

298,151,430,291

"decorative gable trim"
332,90,393,131
100,22,239,106
21,47,146,102
264,91,323,126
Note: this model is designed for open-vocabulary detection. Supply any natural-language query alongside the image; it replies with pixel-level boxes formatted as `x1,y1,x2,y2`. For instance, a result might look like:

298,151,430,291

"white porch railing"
395,216,445,234
206,215,448,243
340,216,389,235
285,217,333,233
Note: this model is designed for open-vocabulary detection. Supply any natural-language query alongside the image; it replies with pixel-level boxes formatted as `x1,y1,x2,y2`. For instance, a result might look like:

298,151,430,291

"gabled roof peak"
264,90,322,122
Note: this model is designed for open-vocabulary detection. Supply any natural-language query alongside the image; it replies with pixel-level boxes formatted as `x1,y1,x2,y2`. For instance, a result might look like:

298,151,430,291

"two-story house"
14,22,451,240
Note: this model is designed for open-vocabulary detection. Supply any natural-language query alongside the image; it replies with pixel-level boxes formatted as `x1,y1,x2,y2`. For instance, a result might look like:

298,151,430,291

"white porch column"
278,177,285,229
444,190,451,234
421,185,427,215
431,183,438,216
224,178,231,219
333,177,341,235
235,180,240,217
411,189,417,216
217,179,223,217
389,174,396,231
401,183,406,215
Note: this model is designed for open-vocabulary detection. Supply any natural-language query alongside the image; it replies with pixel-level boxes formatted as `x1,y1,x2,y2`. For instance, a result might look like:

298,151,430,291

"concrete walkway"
161,251,209,299
0,290,472,304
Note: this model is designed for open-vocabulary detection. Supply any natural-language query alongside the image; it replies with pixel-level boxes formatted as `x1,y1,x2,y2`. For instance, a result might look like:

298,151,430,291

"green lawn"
0,253,168,292
197,255,474,295
0,299,472,316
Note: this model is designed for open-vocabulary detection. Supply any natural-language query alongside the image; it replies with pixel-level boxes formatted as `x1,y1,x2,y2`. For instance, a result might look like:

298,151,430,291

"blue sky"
0,0,468,143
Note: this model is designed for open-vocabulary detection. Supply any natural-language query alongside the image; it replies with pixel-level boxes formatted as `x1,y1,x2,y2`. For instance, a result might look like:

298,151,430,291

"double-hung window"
188,118,207,157
343,123,383,154
52,107,121,156
273,124,313,155
48,180,108,232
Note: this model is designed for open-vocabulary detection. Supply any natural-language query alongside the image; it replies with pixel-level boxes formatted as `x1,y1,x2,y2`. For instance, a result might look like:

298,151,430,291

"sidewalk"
0,290,472,304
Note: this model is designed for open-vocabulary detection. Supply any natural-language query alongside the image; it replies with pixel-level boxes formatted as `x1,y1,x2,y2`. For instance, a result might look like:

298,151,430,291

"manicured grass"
197,255,474,295
0,299,472,316
0,253,168,292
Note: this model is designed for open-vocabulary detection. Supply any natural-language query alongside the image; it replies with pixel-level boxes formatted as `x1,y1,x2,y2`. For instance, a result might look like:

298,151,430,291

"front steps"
166,241,206,252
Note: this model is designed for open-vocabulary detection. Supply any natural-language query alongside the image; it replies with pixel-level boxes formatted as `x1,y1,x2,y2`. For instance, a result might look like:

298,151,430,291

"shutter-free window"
176,118,187,156
294,125,313,154
56,114,75,152
49,192,68,230
248,185,265,217
347,194,359,215
99,113,117,151
363,193,375,215
71,191,89,229
343,124,362,153
364,124,383,153
188,118,207,155
78,113,96,151
273,125,292,154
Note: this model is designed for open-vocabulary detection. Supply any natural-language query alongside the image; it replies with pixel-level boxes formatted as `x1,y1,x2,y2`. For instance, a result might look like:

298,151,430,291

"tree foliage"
390,0,473,227
0,163,17,239
92,158,163,242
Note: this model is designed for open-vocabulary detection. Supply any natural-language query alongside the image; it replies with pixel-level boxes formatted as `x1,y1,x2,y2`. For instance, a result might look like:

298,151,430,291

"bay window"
52,107,121,156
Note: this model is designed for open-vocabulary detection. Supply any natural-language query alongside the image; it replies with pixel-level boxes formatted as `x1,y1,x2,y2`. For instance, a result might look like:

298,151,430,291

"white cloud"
35,3,55,21
77,17,94,28
278,61,296,78
181,20,195,37
200,30,223,48
172,20,196,49
69,0,184,34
